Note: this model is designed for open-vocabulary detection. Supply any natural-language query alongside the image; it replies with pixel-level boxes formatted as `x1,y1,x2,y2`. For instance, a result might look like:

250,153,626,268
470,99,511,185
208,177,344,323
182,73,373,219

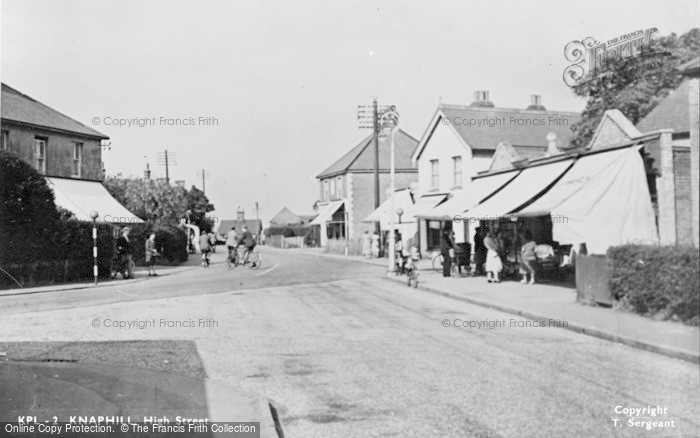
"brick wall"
1,122,104,180
350,171,417,238
656,130,676,245
674,148,693,245
589,117,632,150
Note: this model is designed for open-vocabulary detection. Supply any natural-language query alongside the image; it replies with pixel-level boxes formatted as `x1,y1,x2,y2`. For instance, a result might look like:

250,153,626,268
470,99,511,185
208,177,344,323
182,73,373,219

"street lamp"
89,210,99,285
397,207,404,224
379,109,400,274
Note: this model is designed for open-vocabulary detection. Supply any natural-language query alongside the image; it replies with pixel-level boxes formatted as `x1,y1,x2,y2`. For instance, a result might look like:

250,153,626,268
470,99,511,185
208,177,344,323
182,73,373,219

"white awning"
410,193,448,219
47,177,144,224
517,146,658,254
517,147,633,217
421,170,520,220
309,200,344,226
465,159,575,220
364,189,415,226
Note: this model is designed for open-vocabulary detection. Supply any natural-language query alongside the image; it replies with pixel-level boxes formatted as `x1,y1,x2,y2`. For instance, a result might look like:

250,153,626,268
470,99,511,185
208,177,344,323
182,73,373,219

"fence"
325,237,364,256
266,235,305,249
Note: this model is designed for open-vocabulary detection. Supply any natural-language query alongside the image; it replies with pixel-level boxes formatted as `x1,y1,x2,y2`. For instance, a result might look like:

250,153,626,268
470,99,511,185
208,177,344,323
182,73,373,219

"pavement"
267,246,700,364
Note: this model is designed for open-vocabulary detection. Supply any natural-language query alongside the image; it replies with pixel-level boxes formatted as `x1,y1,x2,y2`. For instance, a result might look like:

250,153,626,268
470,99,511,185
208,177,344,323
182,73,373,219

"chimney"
545,132,561,157
469,90,494,108
527,94,546,111
237,206,245,221
144,163,151,179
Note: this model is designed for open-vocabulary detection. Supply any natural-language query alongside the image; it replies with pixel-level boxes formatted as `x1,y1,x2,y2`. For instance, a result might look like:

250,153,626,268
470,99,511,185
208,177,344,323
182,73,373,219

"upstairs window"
34,137,47,174
72,142,83,177
1,130,8,150
336,176,344,198
430,159,439,190
323,180,330,201
452,156,462,187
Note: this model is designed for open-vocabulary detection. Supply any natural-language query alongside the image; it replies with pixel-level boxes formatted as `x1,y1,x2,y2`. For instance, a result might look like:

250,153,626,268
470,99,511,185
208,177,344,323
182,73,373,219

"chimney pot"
470,90,494,108
527,94,546,111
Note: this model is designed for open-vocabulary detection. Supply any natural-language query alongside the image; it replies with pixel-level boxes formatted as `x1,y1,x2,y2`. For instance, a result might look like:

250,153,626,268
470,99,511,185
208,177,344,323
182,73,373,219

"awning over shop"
410,193,448,219
516,146,658,254
46,177,144,224
420,170,520,220
309,200,344,226
364,189,415,226
465,159,575,220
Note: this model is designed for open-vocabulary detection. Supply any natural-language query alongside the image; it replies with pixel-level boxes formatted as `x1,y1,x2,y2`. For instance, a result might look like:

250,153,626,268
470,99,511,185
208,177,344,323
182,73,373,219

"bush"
265,226,307,238
608,244,700,325
120,224,188,266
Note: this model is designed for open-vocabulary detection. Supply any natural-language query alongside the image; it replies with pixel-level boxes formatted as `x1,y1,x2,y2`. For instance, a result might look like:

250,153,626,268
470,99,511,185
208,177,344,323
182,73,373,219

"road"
1,247,698,437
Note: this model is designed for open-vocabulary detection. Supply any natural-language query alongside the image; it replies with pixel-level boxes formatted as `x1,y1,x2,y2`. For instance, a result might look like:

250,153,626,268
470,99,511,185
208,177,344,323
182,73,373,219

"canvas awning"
420,170,520,220
309,200,344,226
465,159,575,220
515,146,658,254
46,177,144,223
364,189,415,226
410,193,448,219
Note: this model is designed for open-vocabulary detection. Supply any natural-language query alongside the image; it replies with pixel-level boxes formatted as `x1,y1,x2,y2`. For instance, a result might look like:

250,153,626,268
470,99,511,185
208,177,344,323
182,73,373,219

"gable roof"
636,80,691,135
680,57,700,77
316,129,419,179
1,83,108,139
217,219,263,234
269,207,302,225
588,109,643,150
412,103,580,162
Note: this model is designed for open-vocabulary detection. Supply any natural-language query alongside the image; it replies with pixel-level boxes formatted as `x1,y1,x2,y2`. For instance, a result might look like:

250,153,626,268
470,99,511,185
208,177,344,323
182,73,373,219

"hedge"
125,224,188,266
608,244,699,326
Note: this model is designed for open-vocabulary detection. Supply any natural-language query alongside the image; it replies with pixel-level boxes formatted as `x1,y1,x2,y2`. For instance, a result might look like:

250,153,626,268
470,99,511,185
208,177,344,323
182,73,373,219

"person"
440,228,454,277
199,231,211,267
394,231,405,274
115,227,133,279
362,231,372,258
145,233,159,277
370,231,380,258
239,225,256,264
209,232,217,253
484,228,502,283
520,231,537,284
473,226,487,275
226,226,239,263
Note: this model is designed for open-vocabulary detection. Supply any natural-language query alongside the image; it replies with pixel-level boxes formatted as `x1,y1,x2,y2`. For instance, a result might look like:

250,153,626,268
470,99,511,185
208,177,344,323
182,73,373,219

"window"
1,130,8,150
323,180,330,201
34,137,47,174
430,159,439,190
336,176,343,198
72,142,83,177
452,156,462,187
330,178,336,199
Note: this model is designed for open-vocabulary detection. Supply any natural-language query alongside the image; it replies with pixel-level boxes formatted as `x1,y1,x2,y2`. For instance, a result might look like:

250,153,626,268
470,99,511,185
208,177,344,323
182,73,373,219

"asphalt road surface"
1,247,698,437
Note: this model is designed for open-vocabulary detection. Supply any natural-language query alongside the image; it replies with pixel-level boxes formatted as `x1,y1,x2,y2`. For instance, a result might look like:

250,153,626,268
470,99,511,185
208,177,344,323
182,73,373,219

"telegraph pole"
157,150,177,184
196,169,211,195
358,100,396,234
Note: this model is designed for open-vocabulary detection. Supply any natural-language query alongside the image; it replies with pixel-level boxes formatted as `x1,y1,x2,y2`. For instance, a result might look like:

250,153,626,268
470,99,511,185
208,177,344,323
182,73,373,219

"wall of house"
589,118,632,150
416,122,491,196
318,174,347,202
1,122,104,180
350,171,417,238
688,78,699,247
673,148,693,245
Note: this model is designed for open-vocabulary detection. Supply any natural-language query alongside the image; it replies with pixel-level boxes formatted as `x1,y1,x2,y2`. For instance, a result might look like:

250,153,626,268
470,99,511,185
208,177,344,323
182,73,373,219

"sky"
2,0,698,225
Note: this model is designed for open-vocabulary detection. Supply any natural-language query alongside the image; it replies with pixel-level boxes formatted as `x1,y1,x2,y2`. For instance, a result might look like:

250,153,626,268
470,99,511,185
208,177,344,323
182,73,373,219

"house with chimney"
1,83,141,223
312,129,419,247
216,207,263,242
409,91,580,251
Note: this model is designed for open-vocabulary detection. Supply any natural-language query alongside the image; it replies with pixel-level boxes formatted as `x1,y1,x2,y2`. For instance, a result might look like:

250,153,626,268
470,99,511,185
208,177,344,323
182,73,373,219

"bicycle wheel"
249,251,262,269
432,253,444,272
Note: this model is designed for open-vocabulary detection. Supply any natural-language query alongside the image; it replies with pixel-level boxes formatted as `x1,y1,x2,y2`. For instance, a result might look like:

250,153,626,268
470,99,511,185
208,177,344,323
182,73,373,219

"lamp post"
379,110,400,274
89,210,99,285
397,207,404,224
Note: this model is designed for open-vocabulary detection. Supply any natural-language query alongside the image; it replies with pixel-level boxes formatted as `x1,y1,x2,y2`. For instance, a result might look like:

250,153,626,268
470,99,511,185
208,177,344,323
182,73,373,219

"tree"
185,186,215,233
103,176,189,226
569,28,700,149
0,150,59,264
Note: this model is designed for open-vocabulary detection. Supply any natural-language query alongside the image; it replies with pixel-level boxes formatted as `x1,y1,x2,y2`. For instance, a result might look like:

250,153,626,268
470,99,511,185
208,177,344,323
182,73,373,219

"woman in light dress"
484,228,503,283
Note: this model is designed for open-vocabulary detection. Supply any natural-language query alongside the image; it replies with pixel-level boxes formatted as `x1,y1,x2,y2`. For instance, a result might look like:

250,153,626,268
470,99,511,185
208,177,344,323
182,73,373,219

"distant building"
0,83,141,223
269,207,316,227
312,129,419,247
217,207,263,240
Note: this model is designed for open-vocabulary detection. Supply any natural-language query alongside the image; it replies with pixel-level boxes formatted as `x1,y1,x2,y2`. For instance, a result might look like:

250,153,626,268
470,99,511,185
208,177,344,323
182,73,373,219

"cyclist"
199,231,212,267
225,226,239,264
239,225,256,265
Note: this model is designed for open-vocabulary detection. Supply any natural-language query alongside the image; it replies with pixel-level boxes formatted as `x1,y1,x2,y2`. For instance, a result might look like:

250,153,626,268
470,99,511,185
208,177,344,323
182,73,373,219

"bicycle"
431,250,458,277
232,246,263,269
